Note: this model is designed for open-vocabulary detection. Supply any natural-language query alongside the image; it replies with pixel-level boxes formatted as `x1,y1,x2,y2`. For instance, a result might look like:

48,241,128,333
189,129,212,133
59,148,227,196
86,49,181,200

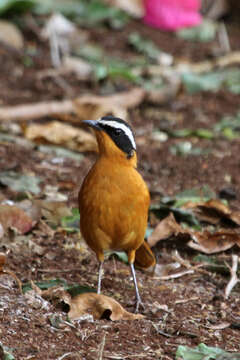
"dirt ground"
0,11,240,360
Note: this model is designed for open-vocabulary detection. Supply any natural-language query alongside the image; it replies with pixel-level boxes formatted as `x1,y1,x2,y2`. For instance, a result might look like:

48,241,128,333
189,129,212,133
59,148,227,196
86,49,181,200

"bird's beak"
82,120,101,130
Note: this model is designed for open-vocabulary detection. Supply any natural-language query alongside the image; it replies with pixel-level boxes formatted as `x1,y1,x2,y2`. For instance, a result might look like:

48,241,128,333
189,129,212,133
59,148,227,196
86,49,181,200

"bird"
79,115,155,312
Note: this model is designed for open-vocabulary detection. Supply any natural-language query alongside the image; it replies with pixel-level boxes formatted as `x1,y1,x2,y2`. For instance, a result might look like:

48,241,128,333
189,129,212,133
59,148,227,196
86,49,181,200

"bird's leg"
130,262,144,313
97,261,104,294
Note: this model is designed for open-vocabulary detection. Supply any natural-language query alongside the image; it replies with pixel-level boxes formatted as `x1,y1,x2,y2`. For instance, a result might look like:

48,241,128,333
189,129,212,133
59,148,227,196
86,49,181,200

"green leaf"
182,68,240,94
34,0,129,28
22,278,67,293
161,186,216,208
194,128,214,139
177,20,217,42
193,254,229,275
110,251,129,264
169,128,214,139
176,343,240,360
0,171,42,194
128,32,161,61
23,279,95,296
38,145,83,162
182,71,224,93
64,284,95,297
150,204,200,227
170,141,208,156
0,0,35,15
214,112,240,139
61,208,80,233
224,68,240,94
33,0,87,17
0,342,15,360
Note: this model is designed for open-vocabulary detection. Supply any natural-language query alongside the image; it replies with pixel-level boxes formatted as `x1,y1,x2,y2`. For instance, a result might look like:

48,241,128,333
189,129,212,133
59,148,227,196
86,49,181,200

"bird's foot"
135,297,145,313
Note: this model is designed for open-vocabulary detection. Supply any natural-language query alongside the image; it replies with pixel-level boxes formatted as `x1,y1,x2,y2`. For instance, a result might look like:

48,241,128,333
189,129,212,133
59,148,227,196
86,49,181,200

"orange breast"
79,156,150,260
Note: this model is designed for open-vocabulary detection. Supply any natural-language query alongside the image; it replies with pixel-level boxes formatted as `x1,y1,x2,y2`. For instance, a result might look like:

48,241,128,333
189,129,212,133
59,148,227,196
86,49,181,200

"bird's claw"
135,297,145,313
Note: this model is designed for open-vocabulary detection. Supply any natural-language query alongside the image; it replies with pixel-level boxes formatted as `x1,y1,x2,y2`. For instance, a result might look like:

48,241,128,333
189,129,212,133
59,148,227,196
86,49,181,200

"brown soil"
0,13,240,360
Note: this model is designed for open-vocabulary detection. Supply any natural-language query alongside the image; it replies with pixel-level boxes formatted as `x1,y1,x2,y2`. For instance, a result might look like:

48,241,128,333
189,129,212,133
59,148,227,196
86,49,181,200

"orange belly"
79,157,150,262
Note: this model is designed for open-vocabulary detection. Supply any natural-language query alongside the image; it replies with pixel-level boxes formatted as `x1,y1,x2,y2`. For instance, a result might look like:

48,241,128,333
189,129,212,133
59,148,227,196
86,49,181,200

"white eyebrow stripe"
98,119,136,150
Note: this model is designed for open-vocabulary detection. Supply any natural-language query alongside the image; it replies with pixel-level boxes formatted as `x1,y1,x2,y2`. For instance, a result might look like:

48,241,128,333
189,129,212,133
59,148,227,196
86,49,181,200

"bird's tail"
135,240,156,269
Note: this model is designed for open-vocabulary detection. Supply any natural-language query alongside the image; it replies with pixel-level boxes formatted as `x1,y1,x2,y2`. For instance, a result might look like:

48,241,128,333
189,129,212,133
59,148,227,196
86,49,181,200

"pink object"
143,0,202,31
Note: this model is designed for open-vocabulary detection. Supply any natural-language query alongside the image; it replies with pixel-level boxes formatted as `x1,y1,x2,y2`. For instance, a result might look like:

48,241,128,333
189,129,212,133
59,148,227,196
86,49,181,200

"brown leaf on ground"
24,121,97,152
148,213,189,247
0,20,24,50
66,293,144,321
0,253,6,272
0,252,22,293
0,204,33,234
35,200,72,227
188,230,240,254
104,0,144,18
185,199,240,226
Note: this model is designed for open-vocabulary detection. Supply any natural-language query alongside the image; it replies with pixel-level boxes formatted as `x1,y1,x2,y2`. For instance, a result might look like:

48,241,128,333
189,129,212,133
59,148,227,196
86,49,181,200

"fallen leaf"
24,121,97,152
105,0,144,18
176,343,240,360
206,322,230,330
0,171,42,194
148,213,189,247
188,230,239,254
66,292,144,321
177,20,217,42
0,253,6,272
0,252,22,293
0,204,33,234
62,56,93,80
153,262,181,277
0,223,4,239
0,20,24,50
15,199,41,223
185,199,240,226
35,200,72,227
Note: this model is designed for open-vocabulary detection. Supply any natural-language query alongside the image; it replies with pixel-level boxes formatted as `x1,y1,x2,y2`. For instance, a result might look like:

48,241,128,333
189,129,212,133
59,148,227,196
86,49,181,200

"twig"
0,100,73,122
153,269,194,280
57,352,73,360
218,22,231,53
0,87,145,122
224,255,239,299
97,333,106,360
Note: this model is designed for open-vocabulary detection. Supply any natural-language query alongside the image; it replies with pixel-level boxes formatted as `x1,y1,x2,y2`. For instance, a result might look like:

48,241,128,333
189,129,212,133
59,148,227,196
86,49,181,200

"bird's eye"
115,128,122,135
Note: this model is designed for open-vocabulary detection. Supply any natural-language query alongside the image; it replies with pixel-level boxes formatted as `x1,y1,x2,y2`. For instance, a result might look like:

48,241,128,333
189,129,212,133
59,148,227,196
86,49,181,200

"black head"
83,116,136,158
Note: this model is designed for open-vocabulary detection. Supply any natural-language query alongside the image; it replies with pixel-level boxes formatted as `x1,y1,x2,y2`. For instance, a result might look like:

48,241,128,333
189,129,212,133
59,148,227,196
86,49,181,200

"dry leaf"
35,200,72,227
0,20,24,50
0,253,6,272
24,121,97,152
206,322,231,330
188,230,240,254
0,252,22,293
62,56,93,80
15,199,41,223
148,213,189,247
0,223,4,239
105,0,144,18
184,199,240,226
0,204,33,234
66,293,144,321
